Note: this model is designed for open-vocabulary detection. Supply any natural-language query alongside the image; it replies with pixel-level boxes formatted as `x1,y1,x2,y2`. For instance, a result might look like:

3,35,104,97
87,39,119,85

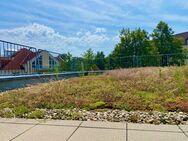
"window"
33,55,42,69
4,50,17,57
186,39,188,45
49,56,57,69
32,61,36,69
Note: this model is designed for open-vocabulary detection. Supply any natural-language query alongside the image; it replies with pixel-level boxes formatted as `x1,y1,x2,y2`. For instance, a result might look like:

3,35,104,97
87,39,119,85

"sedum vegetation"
1,66,188,115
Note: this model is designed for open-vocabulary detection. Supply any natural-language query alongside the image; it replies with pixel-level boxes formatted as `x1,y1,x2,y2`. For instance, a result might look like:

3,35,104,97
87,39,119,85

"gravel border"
1,108,188,125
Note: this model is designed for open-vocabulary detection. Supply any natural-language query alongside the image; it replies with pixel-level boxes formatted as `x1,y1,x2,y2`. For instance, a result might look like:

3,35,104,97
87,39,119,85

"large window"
49,56,57,69
32,55,42,69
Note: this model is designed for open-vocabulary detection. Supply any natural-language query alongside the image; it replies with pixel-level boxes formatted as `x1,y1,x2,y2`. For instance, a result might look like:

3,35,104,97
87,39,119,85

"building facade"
0,48,59,74
24,50,59,73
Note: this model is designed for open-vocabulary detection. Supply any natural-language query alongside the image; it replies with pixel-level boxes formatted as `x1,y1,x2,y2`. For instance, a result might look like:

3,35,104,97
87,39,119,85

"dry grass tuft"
104,67,171,80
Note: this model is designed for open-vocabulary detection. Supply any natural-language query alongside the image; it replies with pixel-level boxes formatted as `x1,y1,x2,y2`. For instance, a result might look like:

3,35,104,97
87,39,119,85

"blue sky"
0,0,188,56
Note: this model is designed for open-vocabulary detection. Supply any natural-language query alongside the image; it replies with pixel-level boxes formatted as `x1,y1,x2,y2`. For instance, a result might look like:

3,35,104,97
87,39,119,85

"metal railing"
0,40,187,76
0,40,61,75
58,53,187,72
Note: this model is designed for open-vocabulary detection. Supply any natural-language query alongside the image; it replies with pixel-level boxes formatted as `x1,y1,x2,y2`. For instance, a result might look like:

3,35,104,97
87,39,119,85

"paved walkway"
0,118,188,141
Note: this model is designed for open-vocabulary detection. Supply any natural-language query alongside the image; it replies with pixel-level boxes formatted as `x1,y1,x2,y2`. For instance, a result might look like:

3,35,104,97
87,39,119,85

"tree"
152,21,174,54
70,57,83,71
169,38,185,65
82,48,95,71
94,51,106,70
152,21,184,66
109,28,154,68
60,52,72,71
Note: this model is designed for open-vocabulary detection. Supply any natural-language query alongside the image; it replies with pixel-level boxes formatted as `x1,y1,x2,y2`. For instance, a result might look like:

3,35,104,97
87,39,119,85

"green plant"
153,104,166,112
67,112,81,120
56,64,59,80
28,110,45,119
13,106,30,117
113,103,132,111
85,101,106,110
174,68,186,94
182,66,188,78
0,109,14,118
81,62,85,77
45,103,65,109
1,67,188,113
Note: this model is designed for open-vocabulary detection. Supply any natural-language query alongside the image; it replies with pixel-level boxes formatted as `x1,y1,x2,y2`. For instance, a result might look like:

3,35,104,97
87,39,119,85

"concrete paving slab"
0,123,34,141
0,119,187,141
128,123,181,132
69,127,126,141
40,119,82,127
0,118,40,125
179,125,188,137
13,125,78,141
81,121,126,129
179,125,188,132
128,130,187,141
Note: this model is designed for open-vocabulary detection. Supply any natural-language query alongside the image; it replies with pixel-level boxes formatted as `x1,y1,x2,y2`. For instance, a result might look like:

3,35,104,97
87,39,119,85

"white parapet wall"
0,70,26,75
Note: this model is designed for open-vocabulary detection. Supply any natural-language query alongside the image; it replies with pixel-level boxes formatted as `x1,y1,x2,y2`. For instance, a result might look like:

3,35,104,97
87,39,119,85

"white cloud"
95,28,106,33
173,1,188,9
0,23,116,56
162,14,188,23
123,0,162,9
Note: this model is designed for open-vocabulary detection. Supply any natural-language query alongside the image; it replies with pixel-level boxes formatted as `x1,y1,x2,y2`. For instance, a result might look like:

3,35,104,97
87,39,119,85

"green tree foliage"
152,21,174,54
60,52,72,71
82,48,95,71
70,57,83,71
152,21,184,66
58,21,185,71
107,21,185,68
109,28,154,68
94,51,106,70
